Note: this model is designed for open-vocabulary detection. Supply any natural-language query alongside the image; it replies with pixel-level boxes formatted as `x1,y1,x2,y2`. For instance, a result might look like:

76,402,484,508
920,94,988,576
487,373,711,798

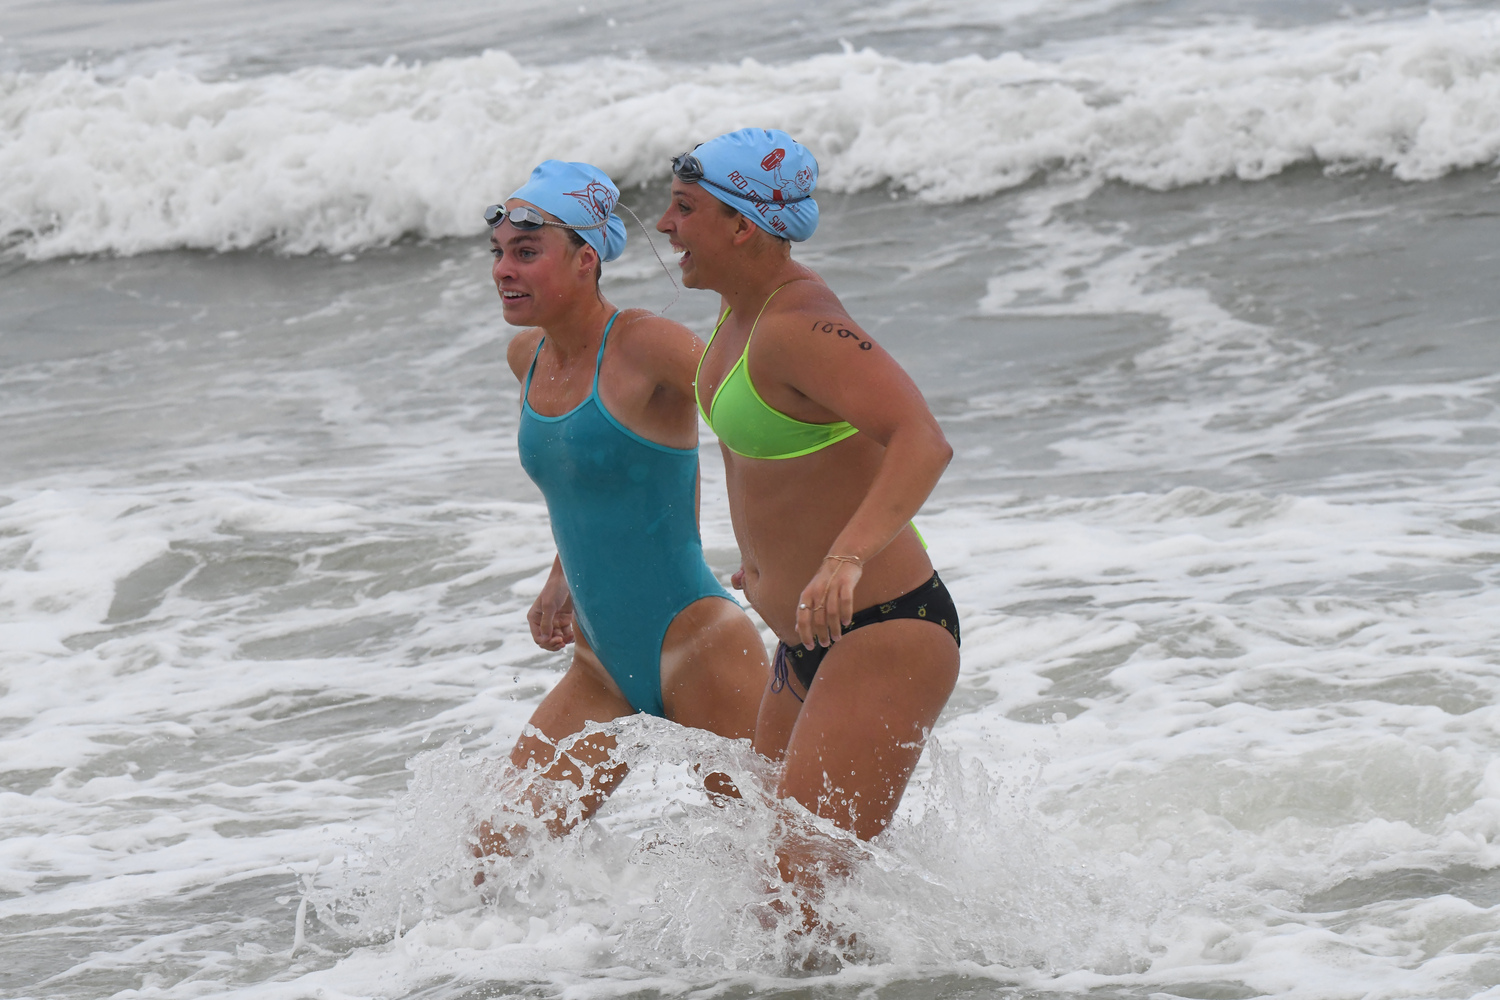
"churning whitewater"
3,11,1499,258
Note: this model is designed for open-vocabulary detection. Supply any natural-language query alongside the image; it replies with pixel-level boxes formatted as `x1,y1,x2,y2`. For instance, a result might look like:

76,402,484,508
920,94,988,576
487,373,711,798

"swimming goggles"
483,204,609,231
670,151,813,206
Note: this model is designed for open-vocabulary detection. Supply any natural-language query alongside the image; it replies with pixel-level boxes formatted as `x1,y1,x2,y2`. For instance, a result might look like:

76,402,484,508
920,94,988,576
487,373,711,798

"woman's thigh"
777,619,959,840
753,666,804,762
659,595,769,741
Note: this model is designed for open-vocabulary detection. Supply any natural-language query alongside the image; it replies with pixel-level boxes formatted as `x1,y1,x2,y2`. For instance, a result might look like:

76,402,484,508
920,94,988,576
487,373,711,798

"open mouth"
500,290,529,303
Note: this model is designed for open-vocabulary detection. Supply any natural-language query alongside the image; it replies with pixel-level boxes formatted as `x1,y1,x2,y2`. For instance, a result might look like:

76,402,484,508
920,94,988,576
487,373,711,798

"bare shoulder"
608,307,704,371
505,327,545,382
761,276,879,356
611,308,702,349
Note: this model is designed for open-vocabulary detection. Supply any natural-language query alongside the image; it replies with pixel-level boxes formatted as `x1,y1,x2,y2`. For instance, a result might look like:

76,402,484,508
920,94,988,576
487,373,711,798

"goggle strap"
547,217,610,231
616,202,681,314
672,156,813,207
693,174,814,206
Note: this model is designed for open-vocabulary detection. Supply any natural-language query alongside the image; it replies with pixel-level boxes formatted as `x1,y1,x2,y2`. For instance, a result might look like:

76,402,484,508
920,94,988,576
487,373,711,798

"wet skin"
656,181,960,860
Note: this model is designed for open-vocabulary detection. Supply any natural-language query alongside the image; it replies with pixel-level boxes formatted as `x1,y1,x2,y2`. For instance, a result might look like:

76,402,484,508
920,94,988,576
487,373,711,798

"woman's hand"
795,556,864,649
528,559,575,651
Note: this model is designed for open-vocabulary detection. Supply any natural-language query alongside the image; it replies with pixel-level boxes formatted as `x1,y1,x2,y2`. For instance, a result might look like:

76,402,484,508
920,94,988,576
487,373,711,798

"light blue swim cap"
508,160,628,262
683,128,819,242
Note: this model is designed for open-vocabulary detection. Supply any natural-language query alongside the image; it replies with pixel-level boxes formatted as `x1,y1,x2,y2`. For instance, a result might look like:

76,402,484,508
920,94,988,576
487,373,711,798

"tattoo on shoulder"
811,319,873,351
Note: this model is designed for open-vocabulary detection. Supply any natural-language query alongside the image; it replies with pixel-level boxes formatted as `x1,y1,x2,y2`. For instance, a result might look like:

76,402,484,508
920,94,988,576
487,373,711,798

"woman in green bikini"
656,130,960,880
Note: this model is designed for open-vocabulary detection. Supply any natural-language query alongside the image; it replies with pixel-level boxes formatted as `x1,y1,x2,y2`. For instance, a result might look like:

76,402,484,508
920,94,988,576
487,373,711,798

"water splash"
308,720,1183,979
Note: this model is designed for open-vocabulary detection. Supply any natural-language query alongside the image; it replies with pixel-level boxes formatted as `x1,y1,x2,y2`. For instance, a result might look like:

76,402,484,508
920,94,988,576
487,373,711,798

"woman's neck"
717,255,808,318
538,293,615,361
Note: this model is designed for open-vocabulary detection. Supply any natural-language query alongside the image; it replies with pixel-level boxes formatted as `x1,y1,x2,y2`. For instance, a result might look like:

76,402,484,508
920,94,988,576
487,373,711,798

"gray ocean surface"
3,2,1500,998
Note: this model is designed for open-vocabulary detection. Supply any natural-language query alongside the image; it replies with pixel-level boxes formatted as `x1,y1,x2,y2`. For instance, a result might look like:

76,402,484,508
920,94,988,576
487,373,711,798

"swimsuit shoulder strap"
711,303,733,337
695,304,733,421
588,311,622,398
521,335,545,407
698,305,733,369
741,281,792,360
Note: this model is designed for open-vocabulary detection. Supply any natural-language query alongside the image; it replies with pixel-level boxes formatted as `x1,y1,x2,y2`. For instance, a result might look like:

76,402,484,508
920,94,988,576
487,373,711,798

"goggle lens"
671,153,705,182
484,204,549,230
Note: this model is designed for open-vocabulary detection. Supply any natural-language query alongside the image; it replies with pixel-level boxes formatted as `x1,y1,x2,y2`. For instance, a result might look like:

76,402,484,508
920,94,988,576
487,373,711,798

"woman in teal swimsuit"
477,161,768,849
656,130,960,885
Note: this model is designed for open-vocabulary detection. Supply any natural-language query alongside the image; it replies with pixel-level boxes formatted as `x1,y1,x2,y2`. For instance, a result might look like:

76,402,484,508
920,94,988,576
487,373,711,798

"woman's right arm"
528,556,574,651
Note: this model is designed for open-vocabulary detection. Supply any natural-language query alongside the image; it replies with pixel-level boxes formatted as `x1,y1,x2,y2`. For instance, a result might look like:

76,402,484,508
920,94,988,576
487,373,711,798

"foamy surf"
3,10,1499,259
306,726,1164,980
10,469,1497,995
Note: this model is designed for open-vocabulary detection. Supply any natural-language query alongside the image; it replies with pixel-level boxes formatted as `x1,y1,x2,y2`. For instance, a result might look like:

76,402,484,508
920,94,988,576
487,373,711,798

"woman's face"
489,200,595,326
656,180,740,290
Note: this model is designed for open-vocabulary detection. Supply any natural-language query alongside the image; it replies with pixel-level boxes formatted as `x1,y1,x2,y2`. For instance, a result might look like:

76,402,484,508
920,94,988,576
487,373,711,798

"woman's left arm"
768,308,953,647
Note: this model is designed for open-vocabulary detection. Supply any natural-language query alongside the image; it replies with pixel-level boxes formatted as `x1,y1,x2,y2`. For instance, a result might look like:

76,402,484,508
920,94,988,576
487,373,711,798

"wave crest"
4,13,1498,258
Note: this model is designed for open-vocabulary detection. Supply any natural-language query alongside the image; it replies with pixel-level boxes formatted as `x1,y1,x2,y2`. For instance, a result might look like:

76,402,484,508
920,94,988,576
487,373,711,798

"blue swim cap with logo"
682,128,819,242
508,160,628,262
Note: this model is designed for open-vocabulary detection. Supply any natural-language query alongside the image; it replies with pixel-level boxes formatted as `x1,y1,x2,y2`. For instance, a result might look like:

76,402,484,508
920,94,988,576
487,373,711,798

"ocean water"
3,1,1500,997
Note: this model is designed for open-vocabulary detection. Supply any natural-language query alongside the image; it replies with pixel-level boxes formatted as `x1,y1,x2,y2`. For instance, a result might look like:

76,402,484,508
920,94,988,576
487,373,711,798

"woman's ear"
575,242,600,280
729,211,759,247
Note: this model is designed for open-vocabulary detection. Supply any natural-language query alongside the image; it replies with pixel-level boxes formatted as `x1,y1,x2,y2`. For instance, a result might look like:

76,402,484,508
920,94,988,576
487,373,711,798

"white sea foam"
3,11,1499,258
9,462,1500,997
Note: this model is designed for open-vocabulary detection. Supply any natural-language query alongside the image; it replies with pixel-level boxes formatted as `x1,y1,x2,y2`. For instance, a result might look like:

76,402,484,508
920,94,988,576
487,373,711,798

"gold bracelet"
822,554,863,567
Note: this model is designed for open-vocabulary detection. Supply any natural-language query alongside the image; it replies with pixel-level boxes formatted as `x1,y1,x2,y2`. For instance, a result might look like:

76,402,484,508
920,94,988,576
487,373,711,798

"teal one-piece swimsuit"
517,312,730,717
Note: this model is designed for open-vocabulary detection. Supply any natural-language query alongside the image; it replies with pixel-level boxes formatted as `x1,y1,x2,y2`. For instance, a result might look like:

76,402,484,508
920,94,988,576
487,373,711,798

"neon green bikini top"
695,285,859,460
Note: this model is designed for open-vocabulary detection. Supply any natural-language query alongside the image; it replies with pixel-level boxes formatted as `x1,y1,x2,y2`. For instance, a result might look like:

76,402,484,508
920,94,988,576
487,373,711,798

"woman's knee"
509,730,561,776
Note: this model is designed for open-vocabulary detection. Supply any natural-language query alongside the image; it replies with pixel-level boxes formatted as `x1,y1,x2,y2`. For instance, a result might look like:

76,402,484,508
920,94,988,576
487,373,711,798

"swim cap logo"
748,147,813,205
563,180,614,222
